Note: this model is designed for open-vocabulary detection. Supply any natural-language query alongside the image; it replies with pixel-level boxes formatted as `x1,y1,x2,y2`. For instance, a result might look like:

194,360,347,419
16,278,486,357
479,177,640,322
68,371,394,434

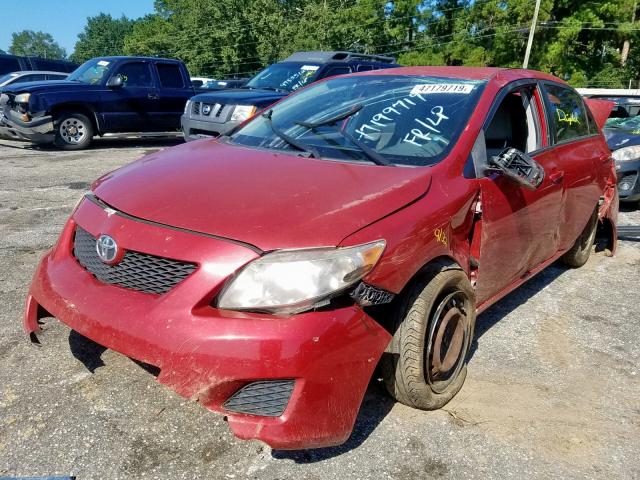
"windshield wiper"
259,86,289,94
262,109,319,158
296,103,364,129
294,104,392,166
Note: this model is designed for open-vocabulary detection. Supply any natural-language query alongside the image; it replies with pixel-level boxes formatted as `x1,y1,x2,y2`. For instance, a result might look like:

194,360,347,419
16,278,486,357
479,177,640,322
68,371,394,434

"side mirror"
488,148,545,190
106,75,124,88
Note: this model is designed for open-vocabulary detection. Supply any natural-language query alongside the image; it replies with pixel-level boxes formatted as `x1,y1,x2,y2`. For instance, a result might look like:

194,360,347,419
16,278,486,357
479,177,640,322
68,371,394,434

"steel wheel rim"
60,117,87,144
425,290,470,394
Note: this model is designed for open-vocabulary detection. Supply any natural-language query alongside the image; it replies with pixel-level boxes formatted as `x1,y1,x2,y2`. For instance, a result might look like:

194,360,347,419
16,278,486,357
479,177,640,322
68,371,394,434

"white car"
190,76,215,88
0,70,68,87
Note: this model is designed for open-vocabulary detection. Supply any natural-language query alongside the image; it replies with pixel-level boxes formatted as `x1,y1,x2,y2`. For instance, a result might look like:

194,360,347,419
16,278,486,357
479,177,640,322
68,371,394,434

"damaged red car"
24,67,618,449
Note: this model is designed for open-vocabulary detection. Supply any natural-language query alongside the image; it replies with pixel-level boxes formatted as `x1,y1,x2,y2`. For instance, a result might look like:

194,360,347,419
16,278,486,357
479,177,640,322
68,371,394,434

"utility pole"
523,0,541,69
621,0,637,66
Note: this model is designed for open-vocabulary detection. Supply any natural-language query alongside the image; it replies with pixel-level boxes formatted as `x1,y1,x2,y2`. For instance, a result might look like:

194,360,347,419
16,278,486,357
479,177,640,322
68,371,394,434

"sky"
3,0,156,55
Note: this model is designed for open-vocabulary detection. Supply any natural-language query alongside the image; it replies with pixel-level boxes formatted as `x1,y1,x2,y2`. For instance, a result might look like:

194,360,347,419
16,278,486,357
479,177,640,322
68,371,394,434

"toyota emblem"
96,234,118,264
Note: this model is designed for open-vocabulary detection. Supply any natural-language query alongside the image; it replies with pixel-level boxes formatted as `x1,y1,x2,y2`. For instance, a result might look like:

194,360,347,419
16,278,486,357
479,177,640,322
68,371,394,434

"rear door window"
543,84,590,143
156,63,185,88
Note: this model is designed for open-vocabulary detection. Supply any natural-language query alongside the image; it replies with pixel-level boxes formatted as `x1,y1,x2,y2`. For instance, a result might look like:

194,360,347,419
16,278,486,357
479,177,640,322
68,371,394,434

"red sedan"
24,67,618,449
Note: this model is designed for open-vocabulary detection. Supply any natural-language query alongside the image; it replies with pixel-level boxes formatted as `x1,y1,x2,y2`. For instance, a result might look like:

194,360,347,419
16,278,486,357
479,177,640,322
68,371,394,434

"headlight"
612,145,640,162
230,105,257,123
14,93,31,104
72,191,90,213
183,100,191,114
217,240,386,314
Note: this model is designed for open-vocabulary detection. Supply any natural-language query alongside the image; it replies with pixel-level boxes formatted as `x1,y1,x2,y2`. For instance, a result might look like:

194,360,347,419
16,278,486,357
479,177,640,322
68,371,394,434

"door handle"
148,92,159,100
549,171,564,184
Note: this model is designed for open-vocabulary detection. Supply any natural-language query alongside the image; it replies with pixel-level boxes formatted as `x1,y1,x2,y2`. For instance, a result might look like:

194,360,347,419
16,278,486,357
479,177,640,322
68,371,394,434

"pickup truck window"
115,62,153,87
157,63,184,88
68,59,112,85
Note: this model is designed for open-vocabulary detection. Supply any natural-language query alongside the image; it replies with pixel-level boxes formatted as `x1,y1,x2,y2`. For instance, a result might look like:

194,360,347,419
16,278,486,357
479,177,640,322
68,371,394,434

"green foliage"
70,14,135,63
8,30,66,59
8,0,639,86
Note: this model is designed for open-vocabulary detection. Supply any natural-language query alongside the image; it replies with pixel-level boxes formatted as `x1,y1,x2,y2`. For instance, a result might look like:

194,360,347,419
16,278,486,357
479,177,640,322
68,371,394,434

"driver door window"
484,87,542,160
113,62,153,88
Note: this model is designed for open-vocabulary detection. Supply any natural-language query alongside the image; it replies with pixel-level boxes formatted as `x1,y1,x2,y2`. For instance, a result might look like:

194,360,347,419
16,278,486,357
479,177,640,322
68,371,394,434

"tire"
54,112,93,150
562,208,598,268
381,266,476,410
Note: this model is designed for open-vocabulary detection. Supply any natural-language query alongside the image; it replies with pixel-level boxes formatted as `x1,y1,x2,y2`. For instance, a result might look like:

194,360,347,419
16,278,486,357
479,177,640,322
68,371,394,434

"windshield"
231,75,485,166
605,115,640,130
245,63,321,92
67,58,113,84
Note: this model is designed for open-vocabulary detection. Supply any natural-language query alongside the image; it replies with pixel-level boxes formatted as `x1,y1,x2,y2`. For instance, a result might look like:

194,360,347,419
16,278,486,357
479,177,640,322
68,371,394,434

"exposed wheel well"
365,256,467,335
595,216,615,256
51,105,99,133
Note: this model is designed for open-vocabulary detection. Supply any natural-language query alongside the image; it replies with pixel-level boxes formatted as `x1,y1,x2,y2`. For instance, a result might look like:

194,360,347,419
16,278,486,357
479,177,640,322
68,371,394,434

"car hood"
604,128,640,150
92,140,431,251
190,88,286,107
2,80,99,94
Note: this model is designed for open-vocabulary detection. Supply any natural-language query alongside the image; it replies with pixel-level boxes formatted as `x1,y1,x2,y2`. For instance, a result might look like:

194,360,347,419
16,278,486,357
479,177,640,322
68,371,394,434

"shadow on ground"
0,136,183,152
65,262,578,462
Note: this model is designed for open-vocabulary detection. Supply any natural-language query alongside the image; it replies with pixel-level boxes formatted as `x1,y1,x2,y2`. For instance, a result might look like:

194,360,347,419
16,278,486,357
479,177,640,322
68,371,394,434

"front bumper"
0,108,54,143
181,114,239,142
616,159,640,202
24,198,391,449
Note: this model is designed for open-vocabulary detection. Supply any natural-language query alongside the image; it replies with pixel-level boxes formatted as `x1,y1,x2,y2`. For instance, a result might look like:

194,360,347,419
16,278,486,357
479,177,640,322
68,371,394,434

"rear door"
151,62,192,130
474,82,564,304
540,83,608,251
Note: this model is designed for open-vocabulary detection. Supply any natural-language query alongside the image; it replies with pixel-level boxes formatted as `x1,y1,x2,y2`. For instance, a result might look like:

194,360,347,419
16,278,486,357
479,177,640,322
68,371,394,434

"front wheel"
54,112,93,150
381,267,476,410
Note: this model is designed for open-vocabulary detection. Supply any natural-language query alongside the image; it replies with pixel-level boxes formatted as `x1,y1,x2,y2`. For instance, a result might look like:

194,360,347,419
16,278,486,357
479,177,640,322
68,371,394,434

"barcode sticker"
410,84,474,95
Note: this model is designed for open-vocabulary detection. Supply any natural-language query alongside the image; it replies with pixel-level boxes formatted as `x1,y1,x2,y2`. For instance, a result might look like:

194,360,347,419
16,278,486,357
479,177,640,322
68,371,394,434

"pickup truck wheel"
382,268,475,410
562,208,598,268
54,113,93,150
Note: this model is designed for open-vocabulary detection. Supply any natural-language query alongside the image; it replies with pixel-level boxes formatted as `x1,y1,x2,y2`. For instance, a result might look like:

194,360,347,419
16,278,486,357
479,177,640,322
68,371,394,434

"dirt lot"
0,137,639,479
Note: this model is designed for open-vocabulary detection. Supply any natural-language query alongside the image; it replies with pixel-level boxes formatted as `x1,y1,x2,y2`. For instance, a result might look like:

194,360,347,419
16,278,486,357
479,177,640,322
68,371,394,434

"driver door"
101,61,157,132
474,83,565,304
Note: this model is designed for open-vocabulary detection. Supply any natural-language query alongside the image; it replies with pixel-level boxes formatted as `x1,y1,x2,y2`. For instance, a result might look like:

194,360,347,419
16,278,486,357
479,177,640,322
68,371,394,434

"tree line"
6,0,640,88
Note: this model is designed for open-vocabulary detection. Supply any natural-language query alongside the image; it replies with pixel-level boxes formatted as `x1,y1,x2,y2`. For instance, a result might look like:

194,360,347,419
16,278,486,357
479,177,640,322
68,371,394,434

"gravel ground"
0,137,639,480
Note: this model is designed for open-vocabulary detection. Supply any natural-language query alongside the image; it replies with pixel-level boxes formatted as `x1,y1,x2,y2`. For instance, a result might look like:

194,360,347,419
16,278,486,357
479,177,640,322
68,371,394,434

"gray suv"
181,51,399,141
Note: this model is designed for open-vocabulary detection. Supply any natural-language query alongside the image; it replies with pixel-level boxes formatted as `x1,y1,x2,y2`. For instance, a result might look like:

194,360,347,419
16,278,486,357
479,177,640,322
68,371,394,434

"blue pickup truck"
0,56,194,149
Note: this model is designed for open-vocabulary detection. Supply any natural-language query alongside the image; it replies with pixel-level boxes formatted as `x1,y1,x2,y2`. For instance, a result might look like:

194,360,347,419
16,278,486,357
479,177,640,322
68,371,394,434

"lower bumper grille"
72,227,197,295
223,380,295,417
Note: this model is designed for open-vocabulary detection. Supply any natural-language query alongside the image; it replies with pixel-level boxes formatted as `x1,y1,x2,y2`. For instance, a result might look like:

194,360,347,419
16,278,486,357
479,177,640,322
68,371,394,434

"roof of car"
8,70,69,75
352,66,565,84
93,56,183,63
283,51,397,64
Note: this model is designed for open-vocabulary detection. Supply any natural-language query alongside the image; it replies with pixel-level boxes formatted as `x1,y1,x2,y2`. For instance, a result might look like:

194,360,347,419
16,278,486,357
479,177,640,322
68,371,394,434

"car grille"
191,101,227,119
72,227,197,295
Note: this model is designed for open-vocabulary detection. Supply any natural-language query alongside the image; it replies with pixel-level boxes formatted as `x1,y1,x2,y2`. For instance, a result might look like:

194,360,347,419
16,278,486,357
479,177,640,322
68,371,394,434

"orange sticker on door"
434,227,448,247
